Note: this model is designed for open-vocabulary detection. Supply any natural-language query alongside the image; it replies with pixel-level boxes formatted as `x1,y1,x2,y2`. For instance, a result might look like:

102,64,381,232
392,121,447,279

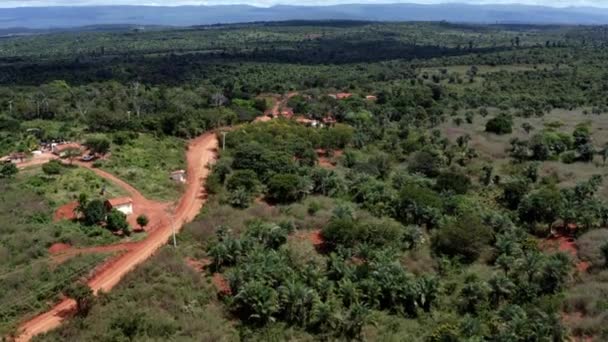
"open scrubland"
1,21,608,341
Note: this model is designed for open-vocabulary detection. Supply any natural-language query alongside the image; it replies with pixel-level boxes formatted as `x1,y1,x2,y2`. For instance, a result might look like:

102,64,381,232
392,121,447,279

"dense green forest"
1,20,608,341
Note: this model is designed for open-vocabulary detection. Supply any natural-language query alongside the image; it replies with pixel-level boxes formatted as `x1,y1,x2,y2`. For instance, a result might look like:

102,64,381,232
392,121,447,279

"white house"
170,170,187,183
105,197,134,216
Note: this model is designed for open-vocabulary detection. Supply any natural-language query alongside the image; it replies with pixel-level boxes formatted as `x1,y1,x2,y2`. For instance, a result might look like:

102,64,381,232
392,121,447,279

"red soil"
48,243,71,254
185,257,211,273
53,202,78,222
540,234,588,273
309,229,324,246
16,132,218,342
316,149,343,169
212,273,232,295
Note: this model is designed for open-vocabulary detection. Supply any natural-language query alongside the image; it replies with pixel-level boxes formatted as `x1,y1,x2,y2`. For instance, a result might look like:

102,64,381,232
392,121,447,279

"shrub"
561,151,577,164
42,160,64,175
408,150,442,177
0,163,18,178
106,209,129,232
436,171,471,194
136,214,149,230
83,199,106,226
501,179,529,210
226,170,260,194
432,214,493,263
577,229,608,268
322,216,405,249
485,114,513,135
84,137,111,155
266,173,309,204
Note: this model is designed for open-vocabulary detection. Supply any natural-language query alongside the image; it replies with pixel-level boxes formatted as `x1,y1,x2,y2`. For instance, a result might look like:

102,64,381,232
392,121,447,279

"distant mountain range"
2,3,608,30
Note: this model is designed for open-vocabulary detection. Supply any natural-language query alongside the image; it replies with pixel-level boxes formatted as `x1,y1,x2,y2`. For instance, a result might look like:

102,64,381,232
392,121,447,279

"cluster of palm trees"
207,218,438,339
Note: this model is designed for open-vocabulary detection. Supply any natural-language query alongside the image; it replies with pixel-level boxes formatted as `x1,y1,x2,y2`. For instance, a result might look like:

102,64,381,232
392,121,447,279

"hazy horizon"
2,1,608,9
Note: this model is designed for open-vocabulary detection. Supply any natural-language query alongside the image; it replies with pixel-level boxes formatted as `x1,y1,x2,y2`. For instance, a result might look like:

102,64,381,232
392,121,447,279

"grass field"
16,166,128,208
99,133,187,202
0,253,109,337
439,108,608,198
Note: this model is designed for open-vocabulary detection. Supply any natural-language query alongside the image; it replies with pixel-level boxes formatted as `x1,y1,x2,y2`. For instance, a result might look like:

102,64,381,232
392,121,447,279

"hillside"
1,3,608,30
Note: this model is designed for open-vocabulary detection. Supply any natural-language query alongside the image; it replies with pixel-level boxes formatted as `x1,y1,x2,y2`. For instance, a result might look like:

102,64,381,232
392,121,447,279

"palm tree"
488,273,515,307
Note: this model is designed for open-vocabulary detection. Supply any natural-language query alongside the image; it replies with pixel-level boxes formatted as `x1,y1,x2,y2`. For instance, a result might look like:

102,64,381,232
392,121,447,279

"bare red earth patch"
53,202,78,222
185,257,211,273
48,243,72,254
540,234,589,273
310,229,324,246
212,273,232,295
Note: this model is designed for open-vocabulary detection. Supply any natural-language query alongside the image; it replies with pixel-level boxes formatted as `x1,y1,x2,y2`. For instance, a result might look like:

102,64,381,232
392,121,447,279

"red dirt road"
15,132,218,342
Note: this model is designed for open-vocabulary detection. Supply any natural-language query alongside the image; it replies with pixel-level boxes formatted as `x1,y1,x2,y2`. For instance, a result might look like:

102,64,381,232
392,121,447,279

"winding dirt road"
14,132,218,341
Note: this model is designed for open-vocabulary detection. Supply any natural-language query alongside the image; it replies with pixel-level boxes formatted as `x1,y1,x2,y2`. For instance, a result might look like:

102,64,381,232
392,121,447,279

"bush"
106,209,129,232
432,214,493,263
561,151,577,164
136,214,149,230
84,137,111,155
501,179,529,210
578,229,608,268
0,163,18,178
436,171,471,194
485,114,513,135
226,170,259,194
83,199,106,226
322,216,405,249
408,150,442,177
266,173,309,204
42,160,64,175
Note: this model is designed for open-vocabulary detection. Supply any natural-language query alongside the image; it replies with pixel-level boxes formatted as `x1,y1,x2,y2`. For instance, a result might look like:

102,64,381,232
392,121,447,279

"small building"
105,197,134,216
52,143,82,158
170,170,187,183
322,116,337,126
365,95,378,101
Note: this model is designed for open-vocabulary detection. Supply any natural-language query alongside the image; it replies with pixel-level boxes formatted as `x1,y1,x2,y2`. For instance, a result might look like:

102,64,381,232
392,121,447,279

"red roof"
322,116,337,124
105,197,133,207
335,93,352,100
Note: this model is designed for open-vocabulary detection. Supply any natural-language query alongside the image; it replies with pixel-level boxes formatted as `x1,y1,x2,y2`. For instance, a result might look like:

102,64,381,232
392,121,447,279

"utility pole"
172,216,177,248
221,131,227,151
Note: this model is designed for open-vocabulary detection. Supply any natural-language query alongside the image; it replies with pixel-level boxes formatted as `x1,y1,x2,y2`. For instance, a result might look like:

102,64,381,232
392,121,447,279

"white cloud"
0,0,607,8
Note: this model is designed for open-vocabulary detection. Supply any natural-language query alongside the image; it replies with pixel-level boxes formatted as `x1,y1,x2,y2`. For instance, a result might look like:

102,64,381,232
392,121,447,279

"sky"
0,0,606,8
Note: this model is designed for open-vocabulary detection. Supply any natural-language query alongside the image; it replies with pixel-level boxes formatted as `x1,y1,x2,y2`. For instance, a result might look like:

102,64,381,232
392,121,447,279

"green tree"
42,160,63,175
436,171,471,194
432,214,493,263
136,214,149,230
64,282,94,316
485,114,513,135
84,137,111,155
518,186,562,229
266,173,309,204
106,209,129,233
0,163,18,178
83,199,106,226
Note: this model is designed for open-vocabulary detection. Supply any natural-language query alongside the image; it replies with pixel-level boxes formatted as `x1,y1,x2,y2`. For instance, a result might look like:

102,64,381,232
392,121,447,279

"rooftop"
106,197,133,207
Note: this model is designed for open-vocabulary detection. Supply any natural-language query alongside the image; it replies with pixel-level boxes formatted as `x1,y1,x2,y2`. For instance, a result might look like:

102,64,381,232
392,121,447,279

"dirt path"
14,152,58,169
15,132,218,342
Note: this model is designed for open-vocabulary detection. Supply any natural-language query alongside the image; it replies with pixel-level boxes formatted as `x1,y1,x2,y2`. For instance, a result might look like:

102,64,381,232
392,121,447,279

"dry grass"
439,108,608,198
